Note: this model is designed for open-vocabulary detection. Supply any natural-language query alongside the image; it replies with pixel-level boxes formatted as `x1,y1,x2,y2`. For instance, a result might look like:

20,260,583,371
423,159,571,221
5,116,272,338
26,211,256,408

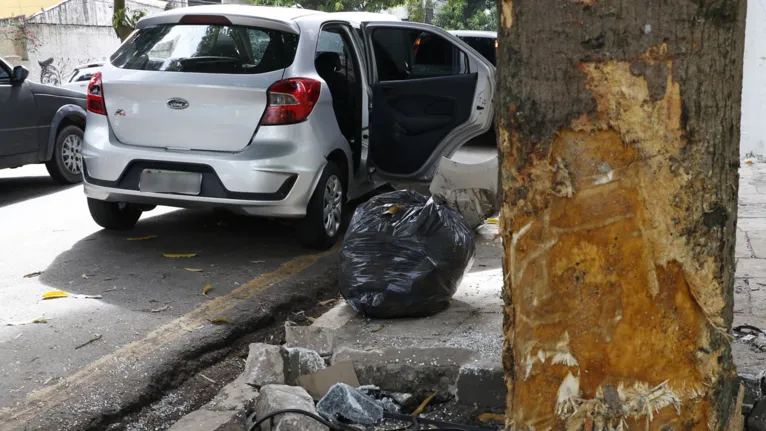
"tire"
87,198,142,230
46,125,84,184
297,162,346,250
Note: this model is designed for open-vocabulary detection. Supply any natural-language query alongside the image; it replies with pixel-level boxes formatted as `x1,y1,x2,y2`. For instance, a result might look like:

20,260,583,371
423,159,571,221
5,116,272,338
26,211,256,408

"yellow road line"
0,248,335,427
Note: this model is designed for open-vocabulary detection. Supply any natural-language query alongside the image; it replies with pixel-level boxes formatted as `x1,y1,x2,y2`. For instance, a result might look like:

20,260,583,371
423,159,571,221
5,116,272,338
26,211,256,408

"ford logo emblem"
167,98,189,110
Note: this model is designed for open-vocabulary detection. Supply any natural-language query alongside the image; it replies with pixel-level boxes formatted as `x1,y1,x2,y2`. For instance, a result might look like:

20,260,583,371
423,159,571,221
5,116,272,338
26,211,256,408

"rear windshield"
110,24,299,74
459,36,496,66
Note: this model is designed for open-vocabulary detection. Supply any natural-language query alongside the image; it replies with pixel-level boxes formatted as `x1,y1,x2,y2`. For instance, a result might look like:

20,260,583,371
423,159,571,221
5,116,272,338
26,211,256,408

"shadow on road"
37,208,323,313
0,175,76,208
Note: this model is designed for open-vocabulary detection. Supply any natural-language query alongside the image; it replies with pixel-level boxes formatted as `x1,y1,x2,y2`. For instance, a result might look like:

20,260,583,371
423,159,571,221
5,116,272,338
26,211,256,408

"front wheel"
46,125,84,184
297,162,345,250
87,198,142,230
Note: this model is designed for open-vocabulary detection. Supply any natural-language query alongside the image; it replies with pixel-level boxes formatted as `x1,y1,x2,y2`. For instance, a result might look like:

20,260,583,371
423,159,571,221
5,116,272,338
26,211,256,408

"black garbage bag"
339,190,475,318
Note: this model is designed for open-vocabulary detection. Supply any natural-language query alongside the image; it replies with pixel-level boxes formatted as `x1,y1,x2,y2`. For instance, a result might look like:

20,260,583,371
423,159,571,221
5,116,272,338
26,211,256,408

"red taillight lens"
87,71,106,115
261,78,321,126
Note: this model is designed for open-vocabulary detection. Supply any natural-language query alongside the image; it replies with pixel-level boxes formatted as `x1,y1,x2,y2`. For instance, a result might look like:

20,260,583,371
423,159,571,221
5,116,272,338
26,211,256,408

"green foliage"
407,0,496,31
113,8,147,30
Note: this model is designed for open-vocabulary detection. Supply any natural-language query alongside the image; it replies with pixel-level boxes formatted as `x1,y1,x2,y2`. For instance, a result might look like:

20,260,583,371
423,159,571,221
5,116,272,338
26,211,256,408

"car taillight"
261,78,321,126
87,71,106,115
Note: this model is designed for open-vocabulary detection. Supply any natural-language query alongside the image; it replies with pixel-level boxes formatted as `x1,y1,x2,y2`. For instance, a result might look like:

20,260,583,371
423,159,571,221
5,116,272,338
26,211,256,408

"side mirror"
11,65,29,84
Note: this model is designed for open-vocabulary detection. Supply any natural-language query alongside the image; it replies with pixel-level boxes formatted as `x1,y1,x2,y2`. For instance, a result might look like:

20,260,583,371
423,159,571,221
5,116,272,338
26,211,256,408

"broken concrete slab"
254,385,328,431
331,346,475,400
205,375,260,412
244,343,285,388
297,361,360,400
167,408,245,431
284,324,336,356
285,347,326,385
455,361,505,409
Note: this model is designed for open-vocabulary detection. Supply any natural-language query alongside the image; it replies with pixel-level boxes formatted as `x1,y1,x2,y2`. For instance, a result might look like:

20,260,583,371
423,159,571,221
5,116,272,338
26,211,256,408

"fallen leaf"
412,391,438,416
5,315,48,326
42,290,69,300
151,305,170,313
74,334,102,350
307,316,316,323
202,285,213,296
42,291,102,300
184,268,203,273
163,253,197,258
370,325,384,333
746,160,755,165
127,235,157,241
383,204,404,215
318,299,337,306
478,413,505,423
199,374,216,384
209,317,231,325
486,217,499,224
23,271,43,278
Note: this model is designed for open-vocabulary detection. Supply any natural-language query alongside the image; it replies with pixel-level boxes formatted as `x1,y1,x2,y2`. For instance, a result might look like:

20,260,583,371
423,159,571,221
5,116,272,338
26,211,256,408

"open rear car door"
361,21,497,226
361,21,494,182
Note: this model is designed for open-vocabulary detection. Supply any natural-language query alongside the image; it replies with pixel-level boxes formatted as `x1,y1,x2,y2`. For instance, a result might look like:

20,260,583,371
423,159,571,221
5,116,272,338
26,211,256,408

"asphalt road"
0,145,497,429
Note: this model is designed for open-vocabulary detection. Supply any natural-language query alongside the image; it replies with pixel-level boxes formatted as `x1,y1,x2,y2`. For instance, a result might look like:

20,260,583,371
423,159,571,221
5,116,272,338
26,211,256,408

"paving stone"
749,231,766,259
254,385,327,431
244,343,285,388
455,360,506,408
737,259,766,278
284,324,336,356
737,230,754,258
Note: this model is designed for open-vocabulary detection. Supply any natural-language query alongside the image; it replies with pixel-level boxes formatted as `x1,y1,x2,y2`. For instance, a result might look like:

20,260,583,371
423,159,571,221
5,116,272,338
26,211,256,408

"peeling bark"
497,1,746,429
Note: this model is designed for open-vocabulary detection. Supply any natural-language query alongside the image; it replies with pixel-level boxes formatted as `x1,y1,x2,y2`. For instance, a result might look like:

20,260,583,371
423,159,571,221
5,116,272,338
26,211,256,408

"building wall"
0,0,60,19
0,0,172,86
741,0,766,158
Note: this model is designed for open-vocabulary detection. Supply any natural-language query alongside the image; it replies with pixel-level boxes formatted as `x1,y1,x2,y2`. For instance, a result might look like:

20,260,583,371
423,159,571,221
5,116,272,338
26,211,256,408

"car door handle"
476,105,485,111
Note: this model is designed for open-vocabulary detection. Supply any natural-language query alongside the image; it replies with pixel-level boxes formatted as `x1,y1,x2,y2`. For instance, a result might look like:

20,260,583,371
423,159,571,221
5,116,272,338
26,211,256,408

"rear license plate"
139,169,202,195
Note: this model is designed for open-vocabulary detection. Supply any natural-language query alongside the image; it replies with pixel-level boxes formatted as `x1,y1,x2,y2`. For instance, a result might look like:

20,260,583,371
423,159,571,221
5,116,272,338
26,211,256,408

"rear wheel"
87,198,142,230
46,125,84,184
298,162,345,250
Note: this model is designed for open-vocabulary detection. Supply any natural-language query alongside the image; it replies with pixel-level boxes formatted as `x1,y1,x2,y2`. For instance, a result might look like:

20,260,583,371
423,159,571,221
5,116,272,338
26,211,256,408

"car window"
110,24,299,74
370,28,468,82
318,30,345,54
67,69,80,83
76,73,95,82
459,36,496,66
0,61,9,83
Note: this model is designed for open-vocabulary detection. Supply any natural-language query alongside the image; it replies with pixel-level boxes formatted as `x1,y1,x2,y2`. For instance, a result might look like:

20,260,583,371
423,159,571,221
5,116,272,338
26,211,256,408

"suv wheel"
46,125,84,185
87,198,142,230
298,162,345,250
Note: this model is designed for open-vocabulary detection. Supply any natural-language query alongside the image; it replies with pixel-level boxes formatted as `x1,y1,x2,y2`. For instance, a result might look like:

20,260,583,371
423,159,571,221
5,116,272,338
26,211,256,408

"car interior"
367,28,478,175
315,26,363,172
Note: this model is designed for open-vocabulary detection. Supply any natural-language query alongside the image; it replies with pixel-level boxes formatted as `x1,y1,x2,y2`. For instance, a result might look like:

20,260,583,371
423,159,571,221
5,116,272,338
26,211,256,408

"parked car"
62,62,103,93
0,57,87,184
81,5,495,248
448,30,497,66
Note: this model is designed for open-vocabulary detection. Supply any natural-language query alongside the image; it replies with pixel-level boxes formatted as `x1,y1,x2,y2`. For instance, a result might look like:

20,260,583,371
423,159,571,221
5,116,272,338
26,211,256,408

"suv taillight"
261,78,321,126
87,71,106,115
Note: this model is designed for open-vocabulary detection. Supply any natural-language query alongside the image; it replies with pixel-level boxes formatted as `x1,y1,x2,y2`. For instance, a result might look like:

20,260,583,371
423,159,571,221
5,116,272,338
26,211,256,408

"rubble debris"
316,383,383,425
74,334,102,350
23,271,43,278
4,315,47,326
162,253,197,258
297,361,360,400
126,235,157,241
412,391,438,416
254,385,328,431
749,399,766,431
284,323,336,356
389,392,417,409
285,347,325,385
339,190,475,318
245,343,285,388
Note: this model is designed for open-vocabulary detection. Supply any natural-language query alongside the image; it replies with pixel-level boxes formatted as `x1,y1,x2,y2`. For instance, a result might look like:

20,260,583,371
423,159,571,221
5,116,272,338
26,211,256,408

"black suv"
0,57,87,184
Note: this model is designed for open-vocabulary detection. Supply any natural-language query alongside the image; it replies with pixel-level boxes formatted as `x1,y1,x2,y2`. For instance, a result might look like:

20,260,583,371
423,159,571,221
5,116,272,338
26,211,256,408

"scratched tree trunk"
496,1,747,430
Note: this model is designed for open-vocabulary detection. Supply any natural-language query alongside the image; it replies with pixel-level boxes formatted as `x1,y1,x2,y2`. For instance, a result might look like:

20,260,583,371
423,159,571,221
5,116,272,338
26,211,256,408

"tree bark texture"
497,1,747,429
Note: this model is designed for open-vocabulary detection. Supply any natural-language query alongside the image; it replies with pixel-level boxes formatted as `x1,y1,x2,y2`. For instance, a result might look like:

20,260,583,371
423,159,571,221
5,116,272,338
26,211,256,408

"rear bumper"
81,115,330,218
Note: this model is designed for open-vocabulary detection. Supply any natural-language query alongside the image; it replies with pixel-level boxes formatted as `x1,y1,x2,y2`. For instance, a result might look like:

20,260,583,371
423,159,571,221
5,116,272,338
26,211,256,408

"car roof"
327,11,401,22
448,30,497,38
142,5,325,24
74,62,104,70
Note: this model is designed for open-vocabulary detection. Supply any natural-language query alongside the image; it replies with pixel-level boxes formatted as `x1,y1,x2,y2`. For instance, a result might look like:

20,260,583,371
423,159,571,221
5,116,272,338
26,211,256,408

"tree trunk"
113,0,133,42
497,1,747,429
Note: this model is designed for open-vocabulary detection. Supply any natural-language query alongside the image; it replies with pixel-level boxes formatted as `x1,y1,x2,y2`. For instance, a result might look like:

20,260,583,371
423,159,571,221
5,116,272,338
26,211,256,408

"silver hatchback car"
82,6,495,248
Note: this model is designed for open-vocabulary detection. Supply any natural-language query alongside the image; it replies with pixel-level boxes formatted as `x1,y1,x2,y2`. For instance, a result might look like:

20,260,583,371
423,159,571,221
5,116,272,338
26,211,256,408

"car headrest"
315,51,341,75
